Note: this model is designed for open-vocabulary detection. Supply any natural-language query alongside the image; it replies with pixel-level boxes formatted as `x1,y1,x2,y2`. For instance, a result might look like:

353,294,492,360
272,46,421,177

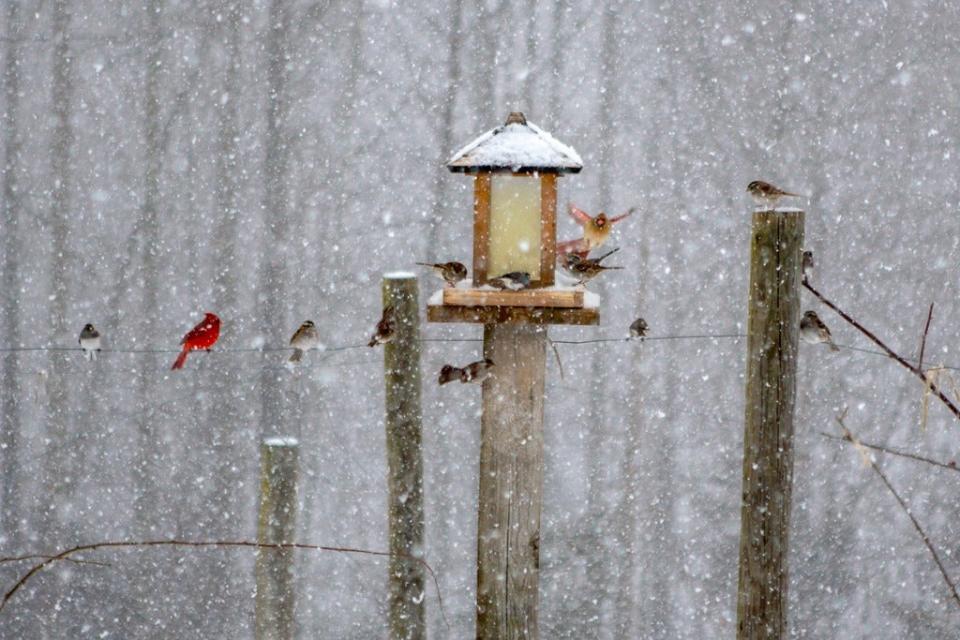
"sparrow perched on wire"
802,250,814,282
288,320,320,363
438,358,495,385
568,203,635,250
562,248,624,284
171,312,221,370
747,180,802,207
78,323,102,360
368,305,396,347
416,261,468,287
489,272,531,291
629,317,649,340
800,310,839,351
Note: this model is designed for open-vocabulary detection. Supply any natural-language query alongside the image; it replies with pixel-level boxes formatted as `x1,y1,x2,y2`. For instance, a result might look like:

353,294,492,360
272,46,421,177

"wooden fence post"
736,208,805,639
255,437,300,640
476,323,547,640
382,273,426,640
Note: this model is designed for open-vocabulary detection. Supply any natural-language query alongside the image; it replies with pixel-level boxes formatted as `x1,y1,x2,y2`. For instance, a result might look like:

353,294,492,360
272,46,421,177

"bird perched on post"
368,305,395,347
562,248,624,284
802,250,814,282
747,180,802,207
416,261,468,287
629,317,649,340
171,312,221,370
438,358,495,385
288,320,320,363
78,323,102,360
567,203,635,250
489,271,531,291
800,310,839,351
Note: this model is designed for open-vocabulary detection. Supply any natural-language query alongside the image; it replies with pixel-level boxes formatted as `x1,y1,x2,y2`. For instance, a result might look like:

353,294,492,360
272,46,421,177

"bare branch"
832,415,960,610
819,431,958,473
918,302,935,373
804,281,960,423
0,554,110,568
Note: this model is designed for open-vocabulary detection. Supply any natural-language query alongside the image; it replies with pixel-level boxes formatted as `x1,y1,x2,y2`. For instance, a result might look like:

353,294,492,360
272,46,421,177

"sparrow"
438,364,462,385
800,310,839,351
489,272,531,291
802,250,814,282
416,261,468,287
368,305,396,347
438,358,495,385
288,320,320,363
629,317,648,340
562,248,624,284
171,312,221,370
568,203,635,250
78,323,102,360
747,180,801,207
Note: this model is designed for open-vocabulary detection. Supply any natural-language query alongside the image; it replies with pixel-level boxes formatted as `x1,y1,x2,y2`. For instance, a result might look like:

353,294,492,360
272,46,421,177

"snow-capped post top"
447,111,583,174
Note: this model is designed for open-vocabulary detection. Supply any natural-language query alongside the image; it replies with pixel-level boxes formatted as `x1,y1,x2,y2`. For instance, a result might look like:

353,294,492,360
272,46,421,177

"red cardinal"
171,312,221,370
567,203,635,250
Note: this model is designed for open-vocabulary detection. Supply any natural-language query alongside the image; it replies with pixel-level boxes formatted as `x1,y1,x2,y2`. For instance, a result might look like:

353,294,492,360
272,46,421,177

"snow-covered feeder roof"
447,112,583,174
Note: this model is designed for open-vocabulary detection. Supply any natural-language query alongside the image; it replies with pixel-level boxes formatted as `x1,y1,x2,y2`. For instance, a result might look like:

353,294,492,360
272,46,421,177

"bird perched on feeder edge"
416,261,468,287
567,203,635,250
489,272,531,291
562,248,624,284
171,312,221,370
800,310,839,351
368,305,396,347
747,180,802,207
802,250,814,282
629,317,649,340
288,320,320,363
79,323,102,360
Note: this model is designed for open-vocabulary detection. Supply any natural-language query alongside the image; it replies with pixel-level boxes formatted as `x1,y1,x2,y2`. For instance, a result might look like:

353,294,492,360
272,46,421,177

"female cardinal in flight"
171,312,220,370
567,203,635,250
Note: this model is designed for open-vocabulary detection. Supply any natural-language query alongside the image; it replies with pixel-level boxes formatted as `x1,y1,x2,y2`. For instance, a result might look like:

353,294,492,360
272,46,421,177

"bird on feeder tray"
747,180,802,207
416,261,468,287
629,317,649,340
288,320,320,363
78,323,102,360
562,248,624,284
171,312,221,370
567,203,635,251
802,250,814,282
489,271,531,291
368,305,396,347
800,310,839,351
438,358,495,385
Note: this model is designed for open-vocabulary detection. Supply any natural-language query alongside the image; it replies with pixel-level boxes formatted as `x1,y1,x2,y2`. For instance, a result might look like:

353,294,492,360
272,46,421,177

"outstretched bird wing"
608,207,636,224
567,203,593,226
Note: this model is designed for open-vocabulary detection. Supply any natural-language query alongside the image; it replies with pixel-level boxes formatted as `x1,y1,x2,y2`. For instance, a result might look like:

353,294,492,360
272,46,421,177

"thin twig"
546,336,565,380
0,554,110,568
833,415,960,610
818,432,958,473
918,302,934,374
804,281,960,422
0,539,447,627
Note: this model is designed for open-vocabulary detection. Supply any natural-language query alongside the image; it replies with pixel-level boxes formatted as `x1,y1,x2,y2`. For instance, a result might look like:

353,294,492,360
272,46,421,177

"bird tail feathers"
289,349,303,363
171,348,189,370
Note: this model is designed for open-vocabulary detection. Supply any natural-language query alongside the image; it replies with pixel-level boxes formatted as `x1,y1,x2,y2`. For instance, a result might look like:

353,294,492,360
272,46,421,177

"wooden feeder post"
429,113,593,639
736,207,805,640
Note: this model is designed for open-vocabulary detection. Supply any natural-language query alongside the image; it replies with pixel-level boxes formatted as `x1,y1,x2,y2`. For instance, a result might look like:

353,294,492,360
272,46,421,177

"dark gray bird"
368,305,395,347
289,320,320,363
489,272,531,291
800,310,839,351
802,250,814,282
79,323,101,361
416,261,468,287
629,317,648,340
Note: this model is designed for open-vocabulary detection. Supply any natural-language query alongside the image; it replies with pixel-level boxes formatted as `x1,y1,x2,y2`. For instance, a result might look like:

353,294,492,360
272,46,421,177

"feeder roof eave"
446,121,583,175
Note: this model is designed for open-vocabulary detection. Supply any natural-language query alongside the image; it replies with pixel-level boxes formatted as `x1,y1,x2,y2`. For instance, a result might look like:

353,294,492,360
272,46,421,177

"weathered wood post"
736,207,805,639
255,437,300,640
382,273,426,640
428,112,593,639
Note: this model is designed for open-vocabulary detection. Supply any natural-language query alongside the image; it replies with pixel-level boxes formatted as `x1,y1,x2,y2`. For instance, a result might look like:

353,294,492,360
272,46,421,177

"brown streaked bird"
629,317,649,340
568,203,635,250
79,323,102,361
368,305,396,347
747,180,801,207
416,261,468,287
563,248,624,284
288,320,320,363
489,271,531,291
800,310,839,351
459,358,494,384
802,250,814,282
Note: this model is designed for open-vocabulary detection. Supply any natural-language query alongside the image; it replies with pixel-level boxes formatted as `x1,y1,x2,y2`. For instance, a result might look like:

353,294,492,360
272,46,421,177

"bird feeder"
428,112,599,325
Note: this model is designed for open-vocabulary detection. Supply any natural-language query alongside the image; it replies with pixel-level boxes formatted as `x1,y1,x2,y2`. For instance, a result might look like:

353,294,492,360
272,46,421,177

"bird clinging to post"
802,250,814,282
562,248,624,285
629,317,648,340
438,358,495,385
567,203,635,250
288,320,320,363
488,271,531,291
78,323,101,361
800,310,839,351
171,312,221,370
746,180,802,207
416,261,468,287
368,305,396,347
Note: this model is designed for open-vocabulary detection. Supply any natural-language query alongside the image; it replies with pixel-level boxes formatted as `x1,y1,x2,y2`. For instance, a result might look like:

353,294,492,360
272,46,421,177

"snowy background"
2,0,960,637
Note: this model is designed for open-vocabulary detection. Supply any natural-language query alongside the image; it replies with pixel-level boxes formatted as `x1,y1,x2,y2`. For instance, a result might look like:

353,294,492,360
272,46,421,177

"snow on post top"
447,112,583,174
